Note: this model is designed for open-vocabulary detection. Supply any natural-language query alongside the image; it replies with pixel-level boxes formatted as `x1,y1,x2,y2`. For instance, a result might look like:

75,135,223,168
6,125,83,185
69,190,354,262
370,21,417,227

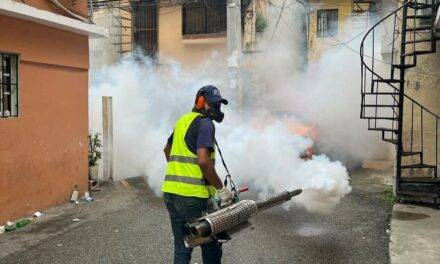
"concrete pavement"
0,170,392,264
389,204,440,264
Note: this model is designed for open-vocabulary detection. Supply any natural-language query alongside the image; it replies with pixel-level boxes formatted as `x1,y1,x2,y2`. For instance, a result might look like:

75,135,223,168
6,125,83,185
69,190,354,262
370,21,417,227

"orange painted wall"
0,14,89,223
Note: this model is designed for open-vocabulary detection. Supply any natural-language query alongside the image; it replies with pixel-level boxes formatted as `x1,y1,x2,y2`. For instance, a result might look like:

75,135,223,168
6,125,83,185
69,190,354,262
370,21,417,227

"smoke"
88,2,392,214
89,52,352,214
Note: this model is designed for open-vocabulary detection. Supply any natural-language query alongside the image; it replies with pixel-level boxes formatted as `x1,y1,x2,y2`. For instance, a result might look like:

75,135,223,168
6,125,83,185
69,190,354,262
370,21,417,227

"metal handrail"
360,0,440,119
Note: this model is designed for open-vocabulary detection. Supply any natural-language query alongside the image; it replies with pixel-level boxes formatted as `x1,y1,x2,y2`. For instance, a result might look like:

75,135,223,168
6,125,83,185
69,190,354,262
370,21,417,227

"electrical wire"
294,0,440,78
50,0,91,22
270,0,287,41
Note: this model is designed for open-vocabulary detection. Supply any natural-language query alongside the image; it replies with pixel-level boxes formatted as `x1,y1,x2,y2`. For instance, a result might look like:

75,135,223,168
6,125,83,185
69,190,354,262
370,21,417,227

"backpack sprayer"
184,140,302,248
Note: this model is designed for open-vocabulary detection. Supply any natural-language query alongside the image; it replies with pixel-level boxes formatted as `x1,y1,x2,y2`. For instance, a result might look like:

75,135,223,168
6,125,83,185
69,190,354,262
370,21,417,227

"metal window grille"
133,0,158,57
182,0,226,36
0,53,19,118
317,9,338,38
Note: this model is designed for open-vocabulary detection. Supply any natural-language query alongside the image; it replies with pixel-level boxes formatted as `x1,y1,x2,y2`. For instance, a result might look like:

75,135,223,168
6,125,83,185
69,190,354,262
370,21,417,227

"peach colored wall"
18,0,88,17
0,14,89,223
158,5,227,67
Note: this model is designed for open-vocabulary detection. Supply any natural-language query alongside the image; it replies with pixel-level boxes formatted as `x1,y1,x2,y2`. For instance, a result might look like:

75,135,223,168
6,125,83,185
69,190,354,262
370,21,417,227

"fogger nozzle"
184,189,302,248
255,189,302,211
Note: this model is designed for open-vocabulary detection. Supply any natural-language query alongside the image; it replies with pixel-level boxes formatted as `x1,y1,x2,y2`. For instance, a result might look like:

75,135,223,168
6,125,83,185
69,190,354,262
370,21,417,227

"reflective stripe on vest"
162,112,216,198
169,155,215,165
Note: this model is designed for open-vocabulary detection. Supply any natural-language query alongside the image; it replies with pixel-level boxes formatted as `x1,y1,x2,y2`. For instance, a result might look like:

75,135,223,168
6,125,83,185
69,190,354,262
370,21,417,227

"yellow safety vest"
162,112,216,198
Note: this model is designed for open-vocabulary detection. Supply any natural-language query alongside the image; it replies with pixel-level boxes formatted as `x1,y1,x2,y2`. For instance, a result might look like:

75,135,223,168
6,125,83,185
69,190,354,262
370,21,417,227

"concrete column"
227,0,242,105
102,96,114,182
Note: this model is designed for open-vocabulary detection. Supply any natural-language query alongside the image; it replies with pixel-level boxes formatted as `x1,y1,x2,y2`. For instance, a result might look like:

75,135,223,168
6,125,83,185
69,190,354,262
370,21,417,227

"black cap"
197,85,228,105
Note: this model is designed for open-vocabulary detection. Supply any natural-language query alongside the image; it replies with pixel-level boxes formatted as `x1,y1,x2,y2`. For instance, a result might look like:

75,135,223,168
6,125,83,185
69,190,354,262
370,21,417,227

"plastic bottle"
70,185,79,202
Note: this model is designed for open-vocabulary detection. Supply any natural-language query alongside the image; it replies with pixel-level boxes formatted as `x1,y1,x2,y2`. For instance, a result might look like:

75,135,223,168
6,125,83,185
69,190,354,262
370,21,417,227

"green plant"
255,11,267,33
88,133,102,166
383,185,397,204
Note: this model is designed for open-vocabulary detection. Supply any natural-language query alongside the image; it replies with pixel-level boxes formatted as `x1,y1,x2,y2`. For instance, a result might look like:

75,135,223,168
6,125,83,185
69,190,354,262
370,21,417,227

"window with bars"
132,0,158,56
0,53,19,118
182,0,226,36
317,9,338,38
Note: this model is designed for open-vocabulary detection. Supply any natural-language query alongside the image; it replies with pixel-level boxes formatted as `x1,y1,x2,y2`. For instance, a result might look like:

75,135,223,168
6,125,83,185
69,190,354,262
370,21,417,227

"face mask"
206,102,224,123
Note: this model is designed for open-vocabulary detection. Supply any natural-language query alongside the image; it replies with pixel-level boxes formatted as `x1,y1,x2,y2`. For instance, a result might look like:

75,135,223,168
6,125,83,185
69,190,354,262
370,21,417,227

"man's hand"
216,187,234,206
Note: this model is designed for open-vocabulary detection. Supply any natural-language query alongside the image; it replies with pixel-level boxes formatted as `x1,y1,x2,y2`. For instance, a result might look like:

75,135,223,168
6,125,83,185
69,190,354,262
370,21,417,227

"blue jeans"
164,193,222,264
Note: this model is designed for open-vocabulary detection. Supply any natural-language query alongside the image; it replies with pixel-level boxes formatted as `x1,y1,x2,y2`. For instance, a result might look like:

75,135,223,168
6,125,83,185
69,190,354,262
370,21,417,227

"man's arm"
164,143,171,162
197,147,223,190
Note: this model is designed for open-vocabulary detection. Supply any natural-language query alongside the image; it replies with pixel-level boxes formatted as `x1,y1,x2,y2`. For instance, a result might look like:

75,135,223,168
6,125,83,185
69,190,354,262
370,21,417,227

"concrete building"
0,0,106,223
89,0,132,69
89,0,260,68
307,0,374,61
157,0,227,66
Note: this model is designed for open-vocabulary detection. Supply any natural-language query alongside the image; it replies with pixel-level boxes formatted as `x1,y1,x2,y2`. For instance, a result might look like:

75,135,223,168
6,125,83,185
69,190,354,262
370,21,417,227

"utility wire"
270,0,287,41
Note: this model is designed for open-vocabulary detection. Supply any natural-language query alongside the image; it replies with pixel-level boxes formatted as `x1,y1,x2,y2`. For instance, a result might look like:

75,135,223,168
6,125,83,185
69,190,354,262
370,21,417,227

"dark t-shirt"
167,115,215,155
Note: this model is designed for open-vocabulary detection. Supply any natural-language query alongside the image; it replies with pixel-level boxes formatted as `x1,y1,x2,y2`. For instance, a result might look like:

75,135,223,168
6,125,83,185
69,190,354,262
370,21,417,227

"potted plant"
88,133,102,181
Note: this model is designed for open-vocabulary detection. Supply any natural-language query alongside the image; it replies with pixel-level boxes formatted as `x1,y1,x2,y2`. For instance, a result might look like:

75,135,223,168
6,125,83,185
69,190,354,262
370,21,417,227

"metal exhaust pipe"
184,189,302,248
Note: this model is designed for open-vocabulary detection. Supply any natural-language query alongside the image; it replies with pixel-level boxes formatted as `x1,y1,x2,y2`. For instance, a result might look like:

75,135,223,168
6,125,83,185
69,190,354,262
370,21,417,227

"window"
133,0,158,56
0,53,18,118
317,9,338,38
182,0,226,36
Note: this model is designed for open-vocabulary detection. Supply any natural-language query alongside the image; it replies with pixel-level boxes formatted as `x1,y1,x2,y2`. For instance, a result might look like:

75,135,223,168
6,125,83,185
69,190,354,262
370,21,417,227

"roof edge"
0,0,108,38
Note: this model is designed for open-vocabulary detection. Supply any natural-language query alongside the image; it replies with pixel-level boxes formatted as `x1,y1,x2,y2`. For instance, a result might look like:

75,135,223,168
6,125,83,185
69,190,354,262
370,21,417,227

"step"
406,15,432,19
397,191,440,206
407,2,433,10
363,116,398,120
406,25,432,31
370,127,398,132
402,50,434,57
398,191,440,198
362,104,399,107
402,151,422,157
392,63,416,69
401,163,437,169
403,38,434,45
400,177,440,183
372,78,400,83
400,178,440,193
383,138,398,144
362,92,399,96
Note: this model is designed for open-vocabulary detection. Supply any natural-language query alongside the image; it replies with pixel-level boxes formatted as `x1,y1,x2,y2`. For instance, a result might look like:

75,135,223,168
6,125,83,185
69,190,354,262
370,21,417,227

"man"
162,85,233,264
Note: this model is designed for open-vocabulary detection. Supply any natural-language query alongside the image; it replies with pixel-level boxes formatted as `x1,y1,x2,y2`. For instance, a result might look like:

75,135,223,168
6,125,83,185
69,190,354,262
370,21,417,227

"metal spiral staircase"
360,0,440,206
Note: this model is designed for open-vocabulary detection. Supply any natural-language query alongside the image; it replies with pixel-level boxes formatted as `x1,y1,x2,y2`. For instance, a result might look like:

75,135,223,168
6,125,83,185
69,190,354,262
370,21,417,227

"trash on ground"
89,179,100,191
72,218,80,222
81,191,94,202
5,221,15,232
16,219,30,228
70,185,79,203
0,225,5,234
120,180,131,188
33,211,43,218
5,219,31,232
